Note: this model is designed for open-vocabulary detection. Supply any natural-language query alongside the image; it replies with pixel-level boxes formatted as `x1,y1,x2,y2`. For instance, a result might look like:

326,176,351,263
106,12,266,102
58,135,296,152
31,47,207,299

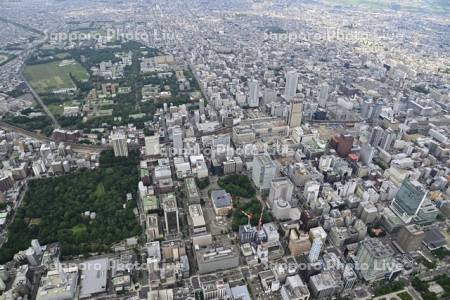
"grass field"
24,59,89,94
0,53,15,66
0,54,8,64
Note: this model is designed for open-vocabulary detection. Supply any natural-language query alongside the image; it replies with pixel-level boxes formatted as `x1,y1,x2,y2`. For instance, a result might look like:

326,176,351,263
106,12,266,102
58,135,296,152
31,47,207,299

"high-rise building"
162,193,180,235
111,132,128,157
263,88,277,105
390,179,428,224
144,135,160,156
172,127,183,155
414,200,439,225
361,98,384,122
239,225,257,244
308,237,321,263
355,238,397,282
329,134,354,158
318,83,329,107
284,70,298,101
199,98,205,114
379,128,395,151
248,79,259,107
369,126,395,151
288,98,303,128
252,154,277,191
269,177,294,207
368,126,384,148
359,144,375,165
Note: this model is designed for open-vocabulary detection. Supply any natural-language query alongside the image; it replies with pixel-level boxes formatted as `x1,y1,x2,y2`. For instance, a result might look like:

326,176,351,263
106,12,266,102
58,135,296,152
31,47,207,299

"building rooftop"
211,190,232,208
185,177,200,198
79,258,108,299
161,193,178,211
189,204,206,227
423,228,447,250
36,266,78,300
254,154,275,167
361,238,395,258
142,195,159,211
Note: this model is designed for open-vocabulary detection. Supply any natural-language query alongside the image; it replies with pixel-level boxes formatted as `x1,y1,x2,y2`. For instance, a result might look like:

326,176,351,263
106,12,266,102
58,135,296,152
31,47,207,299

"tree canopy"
231,198,271,232
218,174,255,198
0,150,141,263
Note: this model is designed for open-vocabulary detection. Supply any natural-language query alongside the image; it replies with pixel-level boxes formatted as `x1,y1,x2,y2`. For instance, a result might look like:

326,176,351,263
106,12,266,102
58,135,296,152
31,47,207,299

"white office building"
111,132,128,157
172,127,183,155
285,70,299,101
248,79,259,107
145,135,160,156
288,98,303,128
269,177,294,207
252,154,277,191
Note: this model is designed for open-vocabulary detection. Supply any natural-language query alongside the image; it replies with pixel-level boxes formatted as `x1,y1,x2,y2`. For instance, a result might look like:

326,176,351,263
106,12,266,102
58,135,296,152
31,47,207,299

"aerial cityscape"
0,0,449,299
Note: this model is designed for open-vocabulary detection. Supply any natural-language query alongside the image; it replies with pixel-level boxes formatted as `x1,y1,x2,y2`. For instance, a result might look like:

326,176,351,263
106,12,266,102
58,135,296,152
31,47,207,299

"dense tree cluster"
195,177,210,190
3,113,54,136
432,247,450,260
0,150,141,263
218,174,256,198
436,275,450,298
231,198,271,232
412,277,438,300
373,281,405,297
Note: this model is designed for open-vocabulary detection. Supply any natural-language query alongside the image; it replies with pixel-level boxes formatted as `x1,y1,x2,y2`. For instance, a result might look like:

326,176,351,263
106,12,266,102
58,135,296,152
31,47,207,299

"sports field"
0,54,8,64
24,59,89,94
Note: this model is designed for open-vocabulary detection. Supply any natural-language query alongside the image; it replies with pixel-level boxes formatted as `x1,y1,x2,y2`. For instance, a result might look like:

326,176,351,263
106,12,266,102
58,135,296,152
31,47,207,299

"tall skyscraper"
288,97,303,128
262,87,277,105
308,237,322,263
172,126,183,155
390,178,428,224
199,98,205,114
252,154,277,191
284,70,298,101
379,128,395,151
248,79,259,107
144,135,160,156
111,132,128,157
162,193,180,235
361,98,384,122
359,144,375,165
368,126,384,148
318,83,329,107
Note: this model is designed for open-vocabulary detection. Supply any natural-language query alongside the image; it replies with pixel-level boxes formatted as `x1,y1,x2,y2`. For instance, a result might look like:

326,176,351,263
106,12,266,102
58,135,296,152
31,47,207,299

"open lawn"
24,59,89,94
0,53,15,66
0,54,8,64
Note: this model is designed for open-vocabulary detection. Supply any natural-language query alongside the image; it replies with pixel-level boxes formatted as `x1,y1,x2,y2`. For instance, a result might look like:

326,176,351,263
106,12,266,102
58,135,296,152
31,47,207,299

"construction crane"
240,210,253,226
257,203,265,232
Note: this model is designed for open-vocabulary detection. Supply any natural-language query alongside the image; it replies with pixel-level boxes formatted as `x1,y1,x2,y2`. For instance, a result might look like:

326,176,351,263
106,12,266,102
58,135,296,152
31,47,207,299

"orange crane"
257,203,265,232
240,210,253,226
